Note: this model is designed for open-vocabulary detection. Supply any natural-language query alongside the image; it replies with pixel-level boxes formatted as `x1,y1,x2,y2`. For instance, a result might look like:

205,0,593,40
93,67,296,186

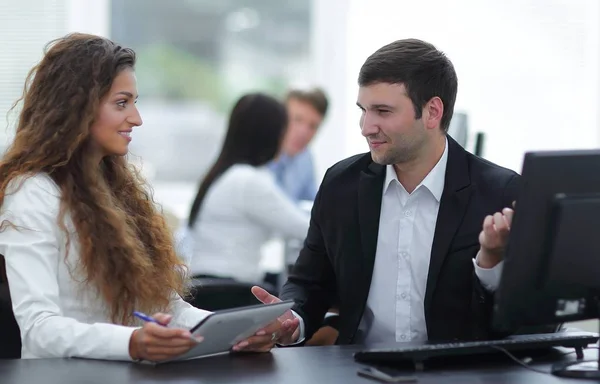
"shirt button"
400,334,407,340
401,292,408,299
404,210,412,217
401,251,409,258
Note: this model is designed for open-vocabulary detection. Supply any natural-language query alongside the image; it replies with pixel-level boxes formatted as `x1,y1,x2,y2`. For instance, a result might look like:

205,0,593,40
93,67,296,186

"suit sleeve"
470,173,521,339
501,174,521,209
279,174,337,341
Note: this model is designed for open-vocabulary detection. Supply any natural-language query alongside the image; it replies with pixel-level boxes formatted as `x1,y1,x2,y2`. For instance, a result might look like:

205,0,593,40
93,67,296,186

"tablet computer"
158,300,295,363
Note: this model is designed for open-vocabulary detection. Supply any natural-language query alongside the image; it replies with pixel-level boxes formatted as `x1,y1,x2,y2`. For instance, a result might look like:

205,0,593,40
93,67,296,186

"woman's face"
89,68,142,159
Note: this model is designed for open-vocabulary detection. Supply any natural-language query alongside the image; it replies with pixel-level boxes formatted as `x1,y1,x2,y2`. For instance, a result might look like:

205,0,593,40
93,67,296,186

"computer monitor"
493,149,600,379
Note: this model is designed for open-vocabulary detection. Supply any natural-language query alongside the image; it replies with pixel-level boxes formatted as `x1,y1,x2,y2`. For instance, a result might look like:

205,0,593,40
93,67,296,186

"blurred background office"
1,0,599,326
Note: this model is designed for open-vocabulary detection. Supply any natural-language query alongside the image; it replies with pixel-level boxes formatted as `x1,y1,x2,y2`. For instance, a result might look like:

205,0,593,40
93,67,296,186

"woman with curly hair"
0,33,275,362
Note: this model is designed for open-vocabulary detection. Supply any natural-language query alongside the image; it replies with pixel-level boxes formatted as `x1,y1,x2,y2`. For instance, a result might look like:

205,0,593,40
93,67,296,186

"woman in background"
0,33,274,361
185,93,309,284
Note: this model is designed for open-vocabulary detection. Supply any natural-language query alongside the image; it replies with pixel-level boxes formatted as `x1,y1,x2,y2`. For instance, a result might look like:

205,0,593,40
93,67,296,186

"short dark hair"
358,38,457,132
285,87,329,118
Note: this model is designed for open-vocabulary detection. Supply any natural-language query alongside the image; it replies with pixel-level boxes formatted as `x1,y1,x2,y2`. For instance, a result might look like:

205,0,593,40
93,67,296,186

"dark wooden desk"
0,345,596,384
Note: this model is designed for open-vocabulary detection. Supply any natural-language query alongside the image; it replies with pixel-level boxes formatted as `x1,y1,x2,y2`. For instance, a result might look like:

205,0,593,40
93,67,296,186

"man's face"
281,98,323,156
357,82,428,165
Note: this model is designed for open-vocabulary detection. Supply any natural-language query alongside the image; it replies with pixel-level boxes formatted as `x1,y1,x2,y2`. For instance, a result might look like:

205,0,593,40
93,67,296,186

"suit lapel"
355,162,385,321
424,137,472,317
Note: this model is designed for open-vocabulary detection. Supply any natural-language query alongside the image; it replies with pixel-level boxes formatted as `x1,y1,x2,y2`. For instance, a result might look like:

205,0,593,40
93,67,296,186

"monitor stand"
551,299,600,379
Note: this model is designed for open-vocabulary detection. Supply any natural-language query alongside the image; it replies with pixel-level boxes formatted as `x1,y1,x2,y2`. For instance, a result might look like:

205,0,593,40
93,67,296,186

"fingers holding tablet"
232,289,300,352
152,299,296,363
128,312,203,362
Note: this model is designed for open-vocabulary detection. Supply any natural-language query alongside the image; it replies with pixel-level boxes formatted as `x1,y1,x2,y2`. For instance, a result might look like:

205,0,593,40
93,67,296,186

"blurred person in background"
0,33,278,362
268,87,328,203
185,93,309,288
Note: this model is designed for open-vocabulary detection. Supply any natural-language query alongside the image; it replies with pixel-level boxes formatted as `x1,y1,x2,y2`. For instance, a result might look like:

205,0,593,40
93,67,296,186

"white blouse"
0,174,210,360
186,164,310,282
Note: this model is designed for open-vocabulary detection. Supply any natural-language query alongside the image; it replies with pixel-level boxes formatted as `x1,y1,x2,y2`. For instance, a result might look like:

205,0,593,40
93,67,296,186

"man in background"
269,87,328,202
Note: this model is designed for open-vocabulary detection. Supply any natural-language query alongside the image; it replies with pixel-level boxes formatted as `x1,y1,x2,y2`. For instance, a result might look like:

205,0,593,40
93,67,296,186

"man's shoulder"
321,153,374,184
467,152,520,186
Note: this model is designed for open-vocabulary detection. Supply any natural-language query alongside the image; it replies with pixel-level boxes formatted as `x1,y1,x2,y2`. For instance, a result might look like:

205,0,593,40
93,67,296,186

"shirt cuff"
473,251,504,292
109,325,138,361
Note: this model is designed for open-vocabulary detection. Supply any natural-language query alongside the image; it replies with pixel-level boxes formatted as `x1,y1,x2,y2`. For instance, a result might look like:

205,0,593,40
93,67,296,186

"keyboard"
354,332,599,367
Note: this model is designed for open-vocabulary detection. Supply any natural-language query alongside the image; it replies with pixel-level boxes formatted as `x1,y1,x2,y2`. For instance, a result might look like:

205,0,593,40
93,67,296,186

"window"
110,0,312,218
0,0,68,150
110,0,312,184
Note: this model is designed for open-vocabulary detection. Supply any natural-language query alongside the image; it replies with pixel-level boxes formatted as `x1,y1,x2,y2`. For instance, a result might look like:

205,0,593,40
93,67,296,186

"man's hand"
478,204,515,268
128,313,202,362
231,286,300,352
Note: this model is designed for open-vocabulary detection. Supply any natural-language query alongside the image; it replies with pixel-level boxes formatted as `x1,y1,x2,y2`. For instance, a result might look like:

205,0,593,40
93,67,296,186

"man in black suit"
236,38,517,351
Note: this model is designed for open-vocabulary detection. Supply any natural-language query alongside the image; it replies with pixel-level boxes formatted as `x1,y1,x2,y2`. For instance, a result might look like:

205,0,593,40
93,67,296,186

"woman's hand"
128,313,202,362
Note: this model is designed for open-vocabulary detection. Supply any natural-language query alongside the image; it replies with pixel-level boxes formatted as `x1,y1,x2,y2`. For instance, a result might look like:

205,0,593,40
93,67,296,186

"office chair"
185,277,262,311
0,255,21,358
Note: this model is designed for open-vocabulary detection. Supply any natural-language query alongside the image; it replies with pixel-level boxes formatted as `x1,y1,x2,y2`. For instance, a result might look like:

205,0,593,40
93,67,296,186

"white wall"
310,0,600,175
309,0,351,181
66,0,109,36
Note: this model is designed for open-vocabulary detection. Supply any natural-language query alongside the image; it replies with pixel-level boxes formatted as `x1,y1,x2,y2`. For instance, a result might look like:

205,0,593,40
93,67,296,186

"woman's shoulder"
226,163,263,176
221,164,273,185
4,172,61,205
205,165,277,206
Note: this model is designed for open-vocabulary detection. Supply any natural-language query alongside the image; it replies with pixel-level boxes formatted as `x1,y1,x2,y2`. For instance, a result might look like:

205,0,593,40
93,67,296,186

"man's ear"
424,97,444,130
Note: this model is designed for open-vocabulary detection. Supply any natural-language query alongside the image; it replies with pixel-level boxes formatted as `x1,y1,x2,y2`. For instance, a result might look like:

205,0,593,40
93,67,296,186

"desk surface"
0,345,595,384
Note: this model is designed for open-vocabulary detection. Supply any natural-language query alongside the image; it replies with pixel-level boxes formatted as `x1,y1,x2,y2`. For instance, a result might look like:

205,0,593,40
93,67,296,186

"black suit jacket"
280,137,520,344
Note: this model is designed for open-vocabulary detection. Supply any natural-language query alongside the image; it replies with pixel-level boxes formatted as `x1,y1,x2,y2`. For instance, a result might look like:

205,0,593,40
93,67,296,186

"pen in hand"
133,311,203,343
133,311,166,326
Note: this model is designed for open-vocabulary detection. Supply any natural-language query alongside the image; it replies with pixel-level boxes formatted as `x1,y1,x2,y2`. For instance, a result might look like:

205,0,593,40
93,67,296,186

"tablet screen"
159,300,295,363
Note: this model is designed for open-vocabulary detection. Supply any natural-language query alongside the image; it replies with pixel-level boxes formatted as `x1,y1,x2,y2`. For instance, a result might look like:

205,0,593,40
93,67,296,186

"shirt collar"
383,136,448,202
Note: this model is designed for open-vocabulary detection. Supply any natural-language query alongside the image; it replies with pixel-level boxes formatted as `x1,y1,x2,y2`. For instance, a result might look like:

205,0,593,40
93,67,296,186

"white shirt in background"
188,164,310,282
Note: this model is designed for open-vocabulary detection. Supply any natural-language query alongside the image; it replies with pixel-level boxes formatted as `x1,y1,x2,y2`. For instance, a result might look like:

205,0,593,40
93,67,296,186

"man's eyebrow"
370,103,395,110
356,102,395,110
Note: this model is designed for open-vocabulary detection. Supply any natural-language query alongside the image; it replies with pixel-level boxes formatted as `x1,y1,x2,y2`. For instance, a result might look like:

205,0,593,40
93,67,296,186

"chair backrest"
0,255,21,358
185,278,260,311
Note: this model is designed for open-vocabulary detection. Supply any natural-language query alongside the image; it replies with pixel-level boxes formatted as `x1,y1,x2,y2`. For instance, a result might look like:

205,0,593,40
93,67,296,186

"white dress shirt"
361,138,502,344
0,174,211,360
294,138,503,343
188,164,309,282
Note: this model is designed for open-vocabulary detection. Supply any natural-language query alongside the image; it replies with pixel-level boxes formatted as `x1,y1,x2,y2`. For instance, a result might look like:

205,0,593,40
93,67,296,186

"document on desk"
150,300,295,364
